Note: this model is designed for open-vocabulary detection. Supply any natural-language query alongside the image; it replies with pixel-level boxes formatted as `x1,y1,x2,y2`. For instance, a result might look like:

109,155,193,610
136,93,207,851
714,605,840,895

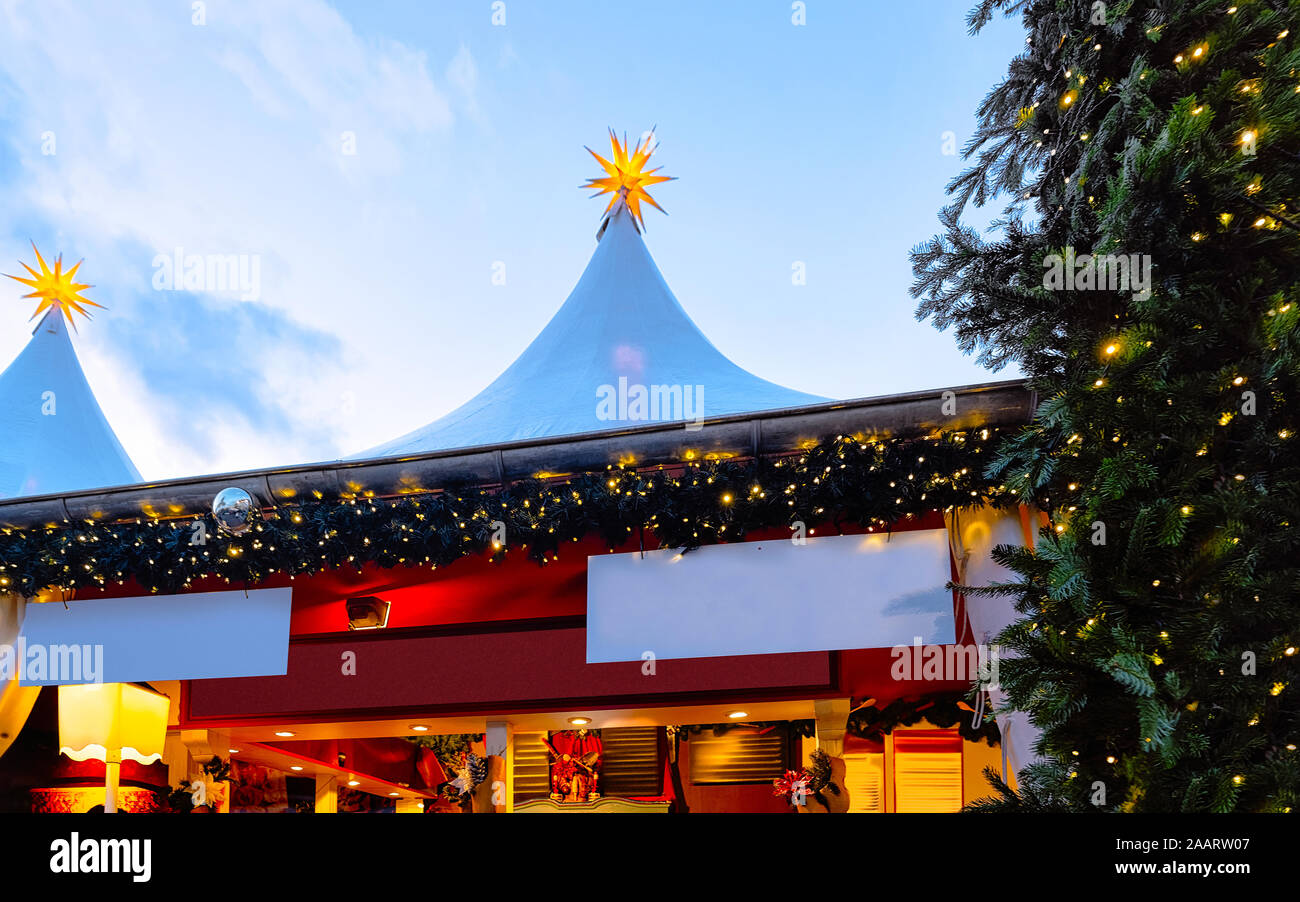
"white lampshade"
58,683,169,765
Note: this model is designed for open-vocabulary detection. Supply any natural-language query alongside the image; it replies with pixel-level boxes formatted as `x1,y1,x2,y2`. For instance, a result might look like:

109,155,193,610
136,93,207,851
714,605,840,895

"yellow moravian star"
5,242,104,330
582,128,675,230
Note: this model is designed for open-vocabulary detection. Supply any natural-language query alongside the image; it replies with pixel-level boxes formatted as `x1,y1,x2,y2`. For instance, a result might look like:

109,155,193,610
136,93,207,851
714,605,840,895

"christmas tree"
912,0,1300,811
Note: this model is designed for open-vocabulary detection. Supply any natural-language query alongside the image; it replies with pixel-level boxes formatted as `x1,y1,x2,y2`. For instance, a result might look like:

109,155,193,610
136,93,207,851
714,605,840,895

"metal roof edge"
0,378,1034,529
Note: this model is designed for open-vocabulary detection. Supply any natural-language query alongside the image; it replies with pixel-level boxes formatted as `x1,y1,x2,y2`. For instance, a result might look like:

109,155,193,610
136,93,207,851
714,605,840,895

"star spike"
581,127,676,230
4,242,104,331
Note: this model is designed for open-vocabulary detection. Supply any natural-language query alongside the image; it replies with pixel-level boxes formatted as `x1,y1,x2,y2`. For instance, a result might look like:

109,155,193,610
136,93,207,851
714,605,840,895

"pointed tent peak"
595,197,641,241
0,281,140,499
4,242,105,332
582,127,676,233
352,164,826,459
32,305,66,336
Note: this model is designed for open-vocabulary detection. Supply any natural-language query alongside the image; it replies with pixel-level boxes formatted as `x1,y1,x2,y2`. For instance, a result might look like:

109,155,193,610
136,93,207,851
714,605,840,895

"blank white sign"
18,587,292,685
586,530,955,663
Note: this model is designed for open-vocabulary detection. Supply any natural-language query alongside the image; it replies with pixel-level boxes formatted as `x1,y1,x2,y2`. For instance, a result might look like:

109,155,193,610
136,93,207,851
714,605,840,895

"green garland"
0,427,1008,597
676,720,817,739
804,747,842,800
678,694,1002,748
848,693,1001,746
163,755,231,813
404,733,482,761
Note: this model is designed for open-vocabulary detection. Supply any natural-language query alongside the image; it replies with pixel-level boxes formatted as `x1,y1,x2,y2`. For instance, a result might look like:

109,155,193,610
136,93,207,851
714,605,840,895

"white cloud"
446,44,482,124
0,0,483,479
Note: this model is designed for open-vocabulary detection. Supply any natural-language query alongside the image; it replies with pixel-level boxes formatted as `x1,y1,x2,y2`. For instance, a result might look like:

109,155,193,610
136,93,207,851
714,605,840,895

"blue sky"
0,0,1026,480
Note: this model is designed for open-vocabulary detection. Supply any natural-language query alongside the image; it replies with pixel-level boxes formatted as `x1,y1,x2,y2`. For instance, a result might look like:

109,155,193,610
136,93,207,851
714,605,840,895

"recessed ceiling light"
409,725,429,732
228,748,240,754
290,765,304,771
274,731,295,738
567,716,592,726
388,792,400,797
347,780,360,787
727,711,748,719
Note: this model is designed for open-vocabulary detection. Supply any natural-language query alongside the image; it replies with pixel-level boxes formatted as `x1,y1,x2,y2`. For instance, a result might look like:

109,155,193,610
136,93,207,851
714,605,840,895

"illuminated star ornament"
582,128,675,230
5,243,104,330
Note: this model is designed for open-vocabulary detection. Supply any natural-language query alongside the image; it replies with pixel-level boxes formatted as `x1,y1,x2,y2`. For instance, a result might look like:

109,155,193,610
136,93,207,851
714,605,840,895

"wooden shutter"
689,726,788,784
600,727,663,797
893,730,963,812
511,732,553,803
842,753,884,812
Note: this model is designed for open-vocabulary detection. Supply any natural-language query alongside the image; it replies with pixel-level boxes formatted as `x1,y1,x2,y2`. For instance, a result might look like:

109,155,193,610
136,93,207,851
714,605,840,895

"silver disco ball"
212,486,256,535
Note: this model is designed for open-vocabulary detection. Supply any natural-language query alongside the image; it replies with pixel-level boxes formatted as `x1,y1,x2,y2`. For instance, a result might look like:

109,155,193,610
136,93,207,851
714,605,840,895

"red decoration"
30,786,163,814
543,730,603,802
772,769,810,804
416,747,447,789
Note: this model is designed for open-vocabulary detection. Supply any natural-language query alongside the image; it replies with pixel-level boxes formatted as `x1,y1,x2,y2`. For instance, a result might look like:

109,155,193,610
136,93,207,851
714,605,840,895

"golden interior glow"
57,683,169,765
894,750,963,813
5,243,104,328
582,129,675,230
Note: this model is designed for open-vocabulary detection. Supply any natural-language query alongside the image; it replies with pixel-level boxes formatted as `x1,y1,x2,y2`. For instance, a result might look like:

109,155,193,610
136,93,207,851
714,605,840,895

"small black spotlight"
345,596,390,630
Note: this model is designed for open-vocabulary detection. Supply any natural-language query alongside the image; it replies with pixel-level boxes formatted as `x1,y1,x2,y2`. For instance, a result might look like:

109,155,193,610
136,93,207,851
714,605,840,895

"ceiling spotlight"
274,731,295,738
567,717,592,726
347,780,360,787
290,765,304,771
727,711,748,719
228,748,240,754
388,792,400,797
346,596,391,631
409,725,429,732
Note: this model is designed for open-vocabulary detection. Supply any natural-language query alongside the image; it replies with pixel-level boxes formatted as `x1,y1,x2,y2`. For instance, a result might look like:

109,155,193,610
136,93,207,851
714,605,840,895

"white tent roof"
356,205,826,457
0,309,140,499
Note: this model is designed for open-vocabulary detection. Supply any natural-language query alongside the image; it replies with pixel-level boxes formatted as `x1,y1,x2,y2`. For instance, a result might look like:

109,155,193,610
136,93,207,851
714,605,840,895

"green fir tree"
912,0,1300,811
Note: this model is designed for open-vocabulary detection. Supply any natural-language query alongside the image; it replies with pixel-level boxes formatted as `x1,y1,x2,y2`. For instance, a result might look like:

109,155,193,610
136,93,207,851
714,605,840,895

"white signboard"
587,530,954,663
14,587,292,685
